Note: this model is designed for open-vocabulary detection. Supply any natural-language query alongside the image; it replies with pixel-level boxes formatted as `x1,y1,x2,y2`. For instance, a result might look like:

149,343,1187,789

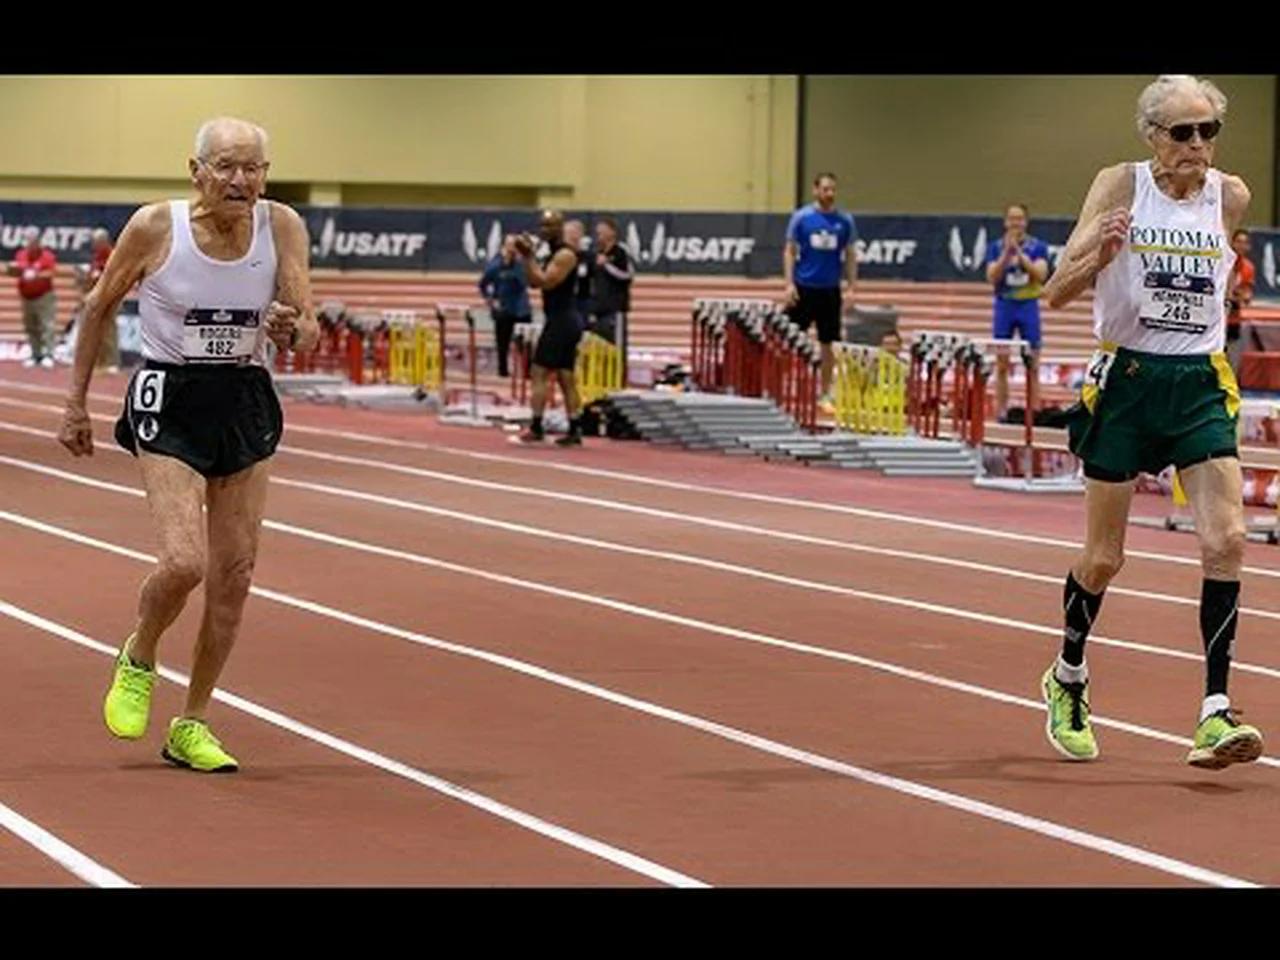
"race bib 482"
182,308,261,363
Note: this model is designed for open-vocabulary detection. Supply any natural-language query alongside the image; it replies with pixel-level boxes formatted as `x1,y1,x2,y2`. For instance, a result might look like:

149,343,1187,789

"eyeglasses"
199,158,269,180
1156,120,1222,143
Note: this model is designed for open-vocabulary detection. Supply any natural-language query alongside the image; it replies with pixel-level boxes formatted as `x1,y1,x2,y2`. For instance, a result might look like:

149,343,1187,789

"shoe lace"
174,720,220,751
119,664,154,702
1214,707,1243,727
1061,681,1089,732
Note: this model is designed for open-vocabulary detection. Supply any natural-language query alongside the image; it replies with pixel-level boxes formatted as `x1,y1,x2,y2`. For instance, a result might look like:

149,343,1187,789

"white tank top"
138,200,277,366
1093,163,1235,355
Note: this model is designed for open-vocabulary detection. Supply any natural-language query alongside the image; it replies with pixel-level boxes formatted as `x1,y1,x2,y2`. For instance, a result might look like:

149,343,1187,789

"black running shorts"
115,361,283,478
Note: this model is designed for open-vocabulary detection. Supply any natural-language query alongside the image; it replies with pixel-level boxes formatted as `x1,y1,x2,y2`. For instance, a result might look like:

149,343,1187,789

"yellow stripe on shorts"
1209,351,1241,420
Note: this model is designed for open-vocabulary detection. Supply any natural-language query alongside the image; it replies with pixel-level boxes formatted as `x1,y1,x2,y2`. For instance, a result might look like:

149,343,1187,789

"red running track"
1,365,1278,887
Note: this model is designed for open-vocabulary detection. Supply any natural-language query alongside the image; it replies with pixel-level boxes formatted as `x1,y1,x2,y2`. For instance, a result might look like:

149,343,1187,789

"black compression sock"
1062,571,1104,667
1201,579,1240,698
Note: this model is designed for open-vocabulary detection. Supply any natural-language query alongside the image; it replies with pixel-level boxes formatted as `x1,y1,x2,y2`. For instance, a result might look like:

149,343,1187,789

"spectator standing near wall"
86,227,120,372
981,203,1049,420
564,219,594,327
8,226,58,369
783,173,857,414
478,234,531,378
1224,228,1255,376
589,217,634,346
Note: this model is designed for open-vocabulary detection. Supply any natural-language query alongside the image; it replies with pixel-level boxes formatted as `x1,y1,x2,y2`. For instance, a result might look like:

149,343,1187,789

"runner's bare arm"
1044,163,1133,309
268,202,320,353
60,203,169,455
71,206,166,403
520,244,576,290
1221,174,1251,238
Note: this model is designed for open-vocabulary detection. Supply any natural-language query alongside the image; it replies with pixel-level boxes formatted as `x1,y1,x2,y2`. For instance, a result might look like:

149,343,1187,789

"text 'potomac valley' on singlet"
1092,162,1235,355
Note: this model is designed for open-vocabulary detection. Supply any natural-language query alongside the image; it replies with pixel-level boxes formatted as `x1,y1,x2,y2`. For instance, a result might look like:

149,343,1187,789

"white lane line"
0,382,1271,578
0,798,134,888
6,447,1280,688
0,544,1256,888
0,598,706,888
5,457,1280,768
5,395,1274,601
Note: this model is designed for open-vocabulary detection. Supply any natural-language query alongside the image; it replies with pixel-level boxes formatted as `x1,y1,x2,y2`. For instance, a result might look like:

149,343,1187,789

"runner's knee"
208,553,255,602
1078,548,1124,591
1200,523,1246,575
157,553,205,594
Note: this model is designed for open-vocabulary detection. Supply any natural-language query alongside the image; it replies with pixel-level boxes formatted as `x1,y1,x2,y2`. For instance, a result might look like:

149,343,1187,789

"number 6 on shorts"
134,370,166,413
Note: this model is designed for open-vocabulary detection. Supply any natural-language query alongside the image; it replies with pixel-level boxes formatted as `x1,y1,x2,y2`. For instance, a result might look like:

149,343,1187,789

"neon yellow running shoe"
1041,663,1099,761
1186,710,1264,770
103,637,156,740
162,718,239,773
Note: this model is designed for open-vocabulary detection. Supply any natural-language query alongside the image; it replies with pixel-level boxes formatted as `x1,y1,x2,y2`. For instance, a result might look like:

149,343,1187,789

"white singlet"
1092,162,1236,355
137,200,277,366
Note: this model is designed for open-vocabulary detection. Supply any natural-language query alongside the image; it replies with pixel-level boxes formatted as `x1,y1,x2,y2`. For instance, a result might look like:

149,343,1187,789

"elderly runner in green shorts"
1042,75,1263,770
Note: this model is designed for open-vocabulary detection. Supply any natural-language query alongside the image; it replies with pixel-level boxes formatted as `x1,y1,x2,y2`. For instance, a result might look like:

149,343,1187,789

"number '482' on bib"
182,307,261,363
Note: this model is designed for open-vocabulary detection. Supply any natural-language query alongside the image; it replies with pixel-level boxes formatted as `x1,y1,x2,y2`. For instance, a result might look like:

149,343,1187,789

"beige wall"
0,76,578,186
803,75,1276,225
574,76,797,213
0,176,188,203
9,75,1271,222
0,76,799,212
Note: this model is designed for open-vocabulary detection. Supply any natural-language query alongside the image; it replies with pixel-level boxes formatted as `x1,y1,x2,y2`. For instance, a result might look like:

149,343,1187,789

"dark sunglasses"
1158,119,1222,143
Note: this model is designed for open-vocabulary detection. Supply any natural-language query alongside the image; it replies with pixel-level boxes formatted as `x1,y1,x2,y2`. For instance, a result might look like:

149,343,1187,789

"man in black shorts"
512,210,585,447
58,117,319,772
783,173,858,413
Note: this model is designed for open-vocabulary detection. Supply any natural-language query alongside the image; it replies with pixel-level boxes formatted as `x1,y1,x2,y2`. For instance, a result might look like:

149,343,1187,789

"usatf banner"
2,199,1277,292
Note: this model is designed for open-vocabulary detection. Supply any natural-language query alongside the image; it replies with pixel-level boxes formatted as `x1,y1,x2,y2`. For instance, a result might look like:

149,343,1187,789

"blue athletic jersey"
787,204,856,289
982,235,1050,301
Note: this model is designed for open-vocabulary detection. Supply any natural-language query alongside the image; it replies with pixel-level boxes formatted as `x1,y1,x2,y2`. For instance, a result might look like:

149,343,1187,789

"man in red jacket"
8,227,58,369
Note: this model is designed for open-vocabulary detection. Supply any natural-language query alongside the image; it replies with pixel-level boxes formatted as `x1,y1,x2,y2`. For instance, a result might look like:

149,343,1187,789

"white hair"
194,117,269,160
1136,75,1228,141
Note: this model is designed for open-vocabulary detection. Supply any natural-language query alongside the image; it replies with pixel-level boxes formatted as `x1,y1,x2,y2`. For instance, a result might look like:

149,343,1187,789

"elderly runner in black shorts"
58,116,319,772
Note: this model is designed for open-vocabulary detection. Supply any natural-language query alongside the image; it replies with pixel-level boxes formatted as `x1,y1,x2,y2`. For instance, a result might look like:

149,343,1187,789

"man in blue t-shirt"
784,172,858,409
980,202,1049,418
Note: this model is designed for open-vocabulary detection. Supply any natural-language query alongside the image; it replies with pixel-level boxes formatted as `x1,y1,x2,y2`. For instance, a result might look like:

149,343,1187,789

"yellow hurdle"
418,323,442,390
576,332,622,405
833,346,907,435
388,326,415,385
386,311,443,392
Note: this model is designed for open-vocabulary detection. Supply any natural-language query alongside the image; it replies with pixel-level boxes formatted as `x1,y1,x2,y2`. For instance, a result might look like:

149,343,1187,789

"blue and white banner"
2,199,1278,292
